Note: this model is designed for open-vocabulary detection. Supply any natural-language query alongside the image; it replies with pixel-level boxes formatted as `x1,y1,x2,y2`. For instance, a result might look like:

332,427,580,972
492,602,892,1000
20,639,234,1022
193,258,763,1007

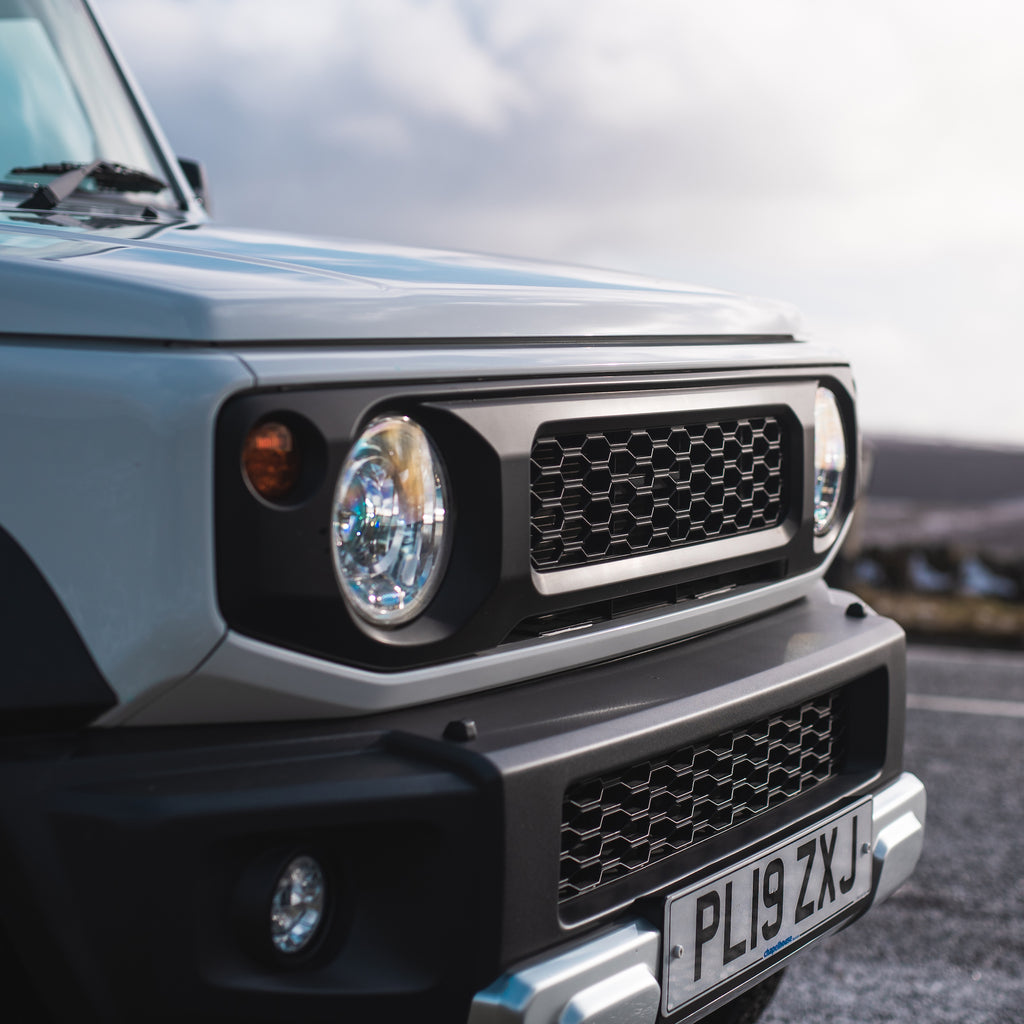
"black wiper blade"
12,160,167,210
14,161,167,191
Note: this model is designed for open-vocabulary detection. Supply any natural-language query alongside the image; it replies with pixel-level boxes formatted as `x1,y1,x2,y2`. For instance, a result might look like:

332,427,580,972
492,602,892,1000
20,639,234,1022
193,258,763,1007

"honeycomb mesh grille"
531,416,786,570
559,691,845,902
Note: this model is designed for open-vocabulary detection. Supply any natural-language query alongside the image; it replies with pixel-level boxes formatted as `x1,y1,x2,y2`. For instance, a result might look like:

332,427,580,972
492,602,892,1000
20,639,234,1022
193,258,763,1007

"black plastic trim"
0,586,904,1023
216,369,855,671
0,728,503,1024
0,525,115,733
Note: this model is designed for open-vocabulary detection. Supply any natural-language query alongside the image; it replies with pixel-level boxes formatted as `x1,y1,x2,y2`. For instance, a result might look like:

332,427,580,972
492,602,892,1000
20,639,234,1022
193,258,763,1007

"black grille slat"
559,692,845,902
531,416,786,571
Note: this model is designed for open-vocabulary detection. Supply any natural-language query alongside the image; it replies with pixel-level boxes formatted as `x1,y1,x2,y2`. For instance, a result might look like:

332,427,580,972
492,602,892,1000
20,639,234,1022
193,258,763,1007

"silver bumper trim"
870,770,926,906
469,771,925,1024
467,920,660,1024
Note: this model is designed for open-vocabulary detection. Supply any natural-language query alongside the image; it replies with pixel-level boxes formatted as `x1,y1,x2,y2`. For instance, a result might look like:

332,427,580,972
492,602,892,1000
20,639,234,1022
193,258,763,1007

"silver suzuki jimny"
0,2,924,1022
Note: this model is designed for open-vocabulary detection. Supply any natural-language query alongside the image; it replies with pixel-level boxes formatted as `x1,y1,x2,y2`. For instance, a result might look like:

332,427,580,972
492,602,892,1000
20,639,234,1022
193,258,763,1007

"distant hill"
866,436,1024,503
857,437,1024,559
835,437,1024,643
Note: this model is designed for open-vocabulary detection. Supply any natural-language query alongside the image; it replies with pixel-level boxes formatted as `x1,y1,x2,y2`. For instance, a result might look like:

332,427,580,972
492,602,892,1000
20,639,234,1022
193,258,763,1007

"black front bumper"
0,585,905,1024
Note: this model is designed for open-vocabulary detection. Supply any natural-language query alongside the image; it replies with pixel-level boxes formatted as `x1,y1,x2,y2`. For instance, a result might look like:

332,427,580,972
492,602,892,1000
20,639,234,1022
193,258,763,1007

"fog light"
270,855,326,955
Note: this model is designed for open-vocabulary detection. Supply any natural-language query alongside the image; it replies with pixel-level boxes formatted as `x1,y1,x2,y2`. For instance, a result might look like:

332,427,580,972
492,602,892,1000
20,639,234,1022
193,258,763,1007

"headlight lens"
331,415,449,625
813,387,847,536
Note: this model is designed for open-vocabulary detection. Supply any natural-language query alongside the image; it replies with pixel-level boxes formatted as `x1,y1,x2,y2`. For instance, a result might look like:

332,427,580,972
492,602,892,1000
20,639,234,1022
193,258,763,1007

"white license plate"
662,799,872,1016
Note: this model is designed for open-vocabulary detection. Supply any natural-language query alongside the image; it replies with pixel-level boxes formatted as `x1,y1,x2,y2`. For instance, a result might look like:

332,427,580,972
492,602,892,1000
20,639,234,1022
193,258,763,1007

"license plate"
662,799,872,1016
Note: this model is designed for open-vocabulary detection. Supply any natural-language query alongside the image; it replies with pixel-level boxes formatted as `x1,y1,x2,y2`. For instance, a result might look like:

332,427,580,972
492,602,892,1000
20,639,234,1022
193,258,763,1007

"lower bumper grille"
559,691,846,902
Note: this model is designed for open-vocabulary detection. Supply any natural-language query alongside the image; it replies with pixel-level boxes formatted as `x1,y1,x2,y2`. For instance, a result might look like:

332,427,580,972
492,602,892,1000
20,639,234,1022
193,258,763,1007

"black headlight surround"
216,384,505,667
215,370,853,672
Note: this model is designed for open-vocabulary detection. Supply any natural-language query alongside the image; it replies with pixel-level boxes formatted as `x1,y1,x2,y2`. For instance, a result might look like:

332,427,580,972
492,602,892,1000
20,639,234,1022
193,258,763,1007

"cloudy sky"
94,0,1024,446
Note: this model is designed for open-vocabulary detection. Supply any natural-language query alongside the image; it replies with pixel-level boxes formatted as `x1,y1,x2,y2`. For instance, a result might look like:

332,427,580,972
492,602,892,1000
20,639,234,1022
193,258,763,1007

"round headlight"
813,387,847,536
331,415,449,625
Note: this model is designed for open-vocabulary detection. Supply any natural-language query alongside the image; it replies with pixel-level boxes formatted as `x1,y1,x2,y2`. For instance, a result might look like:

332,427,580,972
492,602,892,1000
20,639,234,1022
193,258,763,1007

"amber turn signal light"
243,421,301,501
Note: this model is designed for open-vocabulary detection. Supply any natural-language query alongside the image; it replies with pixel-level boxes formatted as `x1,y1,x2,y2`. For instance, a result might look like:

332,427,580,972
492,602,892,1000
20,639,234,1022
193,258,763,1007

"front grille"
559,691,845,902
530,416,786,571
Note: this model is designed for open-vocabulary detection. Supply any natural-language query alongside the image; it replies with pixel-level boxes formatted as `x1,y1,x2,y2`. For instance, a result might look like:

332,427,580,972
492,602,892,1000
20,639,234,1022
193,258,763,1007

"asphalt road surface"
762,645,1024,1024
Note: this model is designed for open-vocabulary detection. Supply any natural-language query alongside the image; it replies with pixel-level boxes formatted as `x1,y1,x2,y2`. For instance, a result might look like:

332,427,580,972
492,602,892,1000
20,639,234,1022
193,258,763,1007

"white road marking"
907,693,1024,719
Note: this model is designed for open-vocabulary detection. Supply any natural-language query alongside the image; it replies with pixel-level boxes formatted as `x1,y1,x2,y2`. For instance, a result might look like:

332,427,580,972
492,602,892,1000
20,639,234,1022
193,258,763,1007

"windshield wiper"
11,160,167,210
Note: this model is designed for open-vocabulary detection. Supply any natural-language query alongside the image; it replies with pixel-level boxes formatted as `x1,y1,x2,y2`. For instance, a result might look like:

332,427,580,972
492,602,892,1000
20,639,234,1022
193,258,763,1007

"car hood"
0,212,801,343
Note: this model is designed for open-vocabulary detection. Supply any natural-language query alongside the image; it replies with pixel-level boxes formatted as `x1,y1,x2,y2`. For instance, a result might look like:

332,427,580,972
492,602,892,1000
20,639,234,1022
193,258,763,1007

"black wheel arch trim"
0,524,116,733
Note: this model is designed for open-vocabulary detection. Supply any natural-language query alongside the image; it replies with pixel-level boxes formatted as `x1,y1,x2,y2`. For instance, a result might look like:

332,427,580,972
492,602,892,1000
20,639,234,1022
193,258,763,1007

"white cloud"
100,0,528,131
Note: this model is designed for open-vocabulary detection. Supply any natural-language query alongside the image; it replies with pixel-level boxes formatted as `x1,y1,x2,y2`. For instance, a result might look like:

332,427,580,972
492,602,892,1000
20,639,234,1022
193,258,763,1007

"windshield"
0,0,178,209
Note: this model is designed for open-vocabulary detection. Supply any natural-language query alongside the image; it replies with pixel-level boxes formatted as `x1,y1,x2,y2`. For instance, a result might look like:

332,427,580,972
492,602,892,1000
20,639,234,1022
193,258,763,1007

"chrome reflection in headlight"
331,415,449,625
813,387,847,536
